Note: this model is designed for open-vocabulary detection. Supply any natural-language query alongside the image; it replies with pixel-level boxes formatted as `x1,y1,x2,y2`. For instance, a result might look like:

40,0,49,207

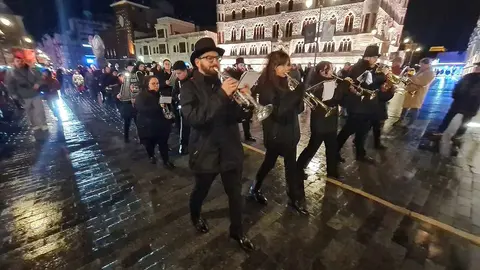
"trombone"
285,73,336,117
214,68,273,121
331,74,377,100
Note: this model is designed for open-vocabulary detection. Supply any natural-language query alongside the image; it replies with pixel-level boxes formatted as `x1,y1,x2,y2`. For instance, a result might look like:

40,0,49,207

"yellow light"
23,37,33,43
404,38,410,43
415,47,422,52
406,48,411,52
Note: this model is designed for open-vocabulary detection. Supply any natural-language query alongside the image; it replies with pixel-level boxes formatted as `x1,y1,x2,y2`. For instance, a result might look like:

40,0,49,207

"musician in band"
297,61,343,180
249,50,308,215
172,60,192,155
233,57,256,142
180,37,255,251
116,61,138,143
336,45,387,163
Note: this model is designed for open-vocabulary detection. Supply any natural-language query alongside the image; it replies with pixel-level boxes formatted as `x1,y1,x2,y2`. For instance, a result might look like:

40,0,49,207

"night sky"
4,0,480,52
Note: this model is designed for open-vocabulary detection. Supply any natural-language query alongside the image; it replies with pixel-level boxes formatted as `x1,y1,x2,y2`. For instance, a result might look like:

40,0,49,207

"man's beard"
199,62,218,76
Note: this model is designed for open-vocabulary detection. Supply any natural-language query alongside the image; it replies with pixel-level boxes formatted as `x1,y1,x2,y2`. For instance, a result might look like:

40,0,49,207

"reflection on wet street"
0,77,479,269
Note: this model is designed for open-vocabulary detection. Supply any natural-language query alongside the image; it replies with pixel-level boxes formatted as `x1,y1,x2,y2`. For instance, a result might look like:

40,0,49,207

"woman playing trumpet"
248,51,308,215
297,61,343,180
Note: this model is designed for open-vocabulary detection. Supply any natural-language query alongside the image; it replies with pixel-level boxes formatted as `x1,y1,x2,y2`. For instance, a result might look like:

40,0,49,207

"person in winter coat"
133,62,147,92
172,60,191,155
135,75,174,168
5,53,47,131
180,37,254,251
249,50,308,215
399,58,435,127
39,69,61,119
72,70,85,92
434,62,480,137
116,61,138,142
297,61,343,180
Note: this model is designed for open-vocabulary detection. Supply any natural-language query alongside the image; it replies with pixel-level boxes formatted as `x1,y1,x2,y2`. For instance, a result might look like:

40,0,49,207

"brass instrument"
377,65,416,96
331,74,377,100
286,73,335,117
159,96,175,120
214,68,273,121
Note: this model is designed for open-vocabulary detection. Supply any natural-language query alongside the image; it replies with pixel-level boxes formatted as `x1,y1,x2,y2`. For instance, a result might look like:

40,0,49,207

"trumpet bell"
254,104,273,121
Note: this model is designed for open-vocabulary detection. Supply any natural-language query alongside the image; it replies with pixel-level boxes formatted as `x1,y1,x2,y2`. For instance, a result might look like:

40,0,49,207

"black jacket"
339,59,387,116
135,89,172,140
158,70,173,93
307,74,343,134
180,70,248,173
172,72,192,108
257,76,305,151
450,72,480,118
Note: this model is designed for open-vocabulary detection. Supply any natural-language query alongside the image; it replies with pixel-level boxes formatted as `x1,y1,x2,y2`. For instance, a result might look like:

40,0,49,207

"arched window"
323,41,335,52
241,9,246,19
240,27,246,41
250,45,257,55
239,46,247,55
288,0,293,11
260,44,268,55
343,13,354,32
294,41,305,53
255,7,258,16
262,6,266,15
254,24,265,40
302,17,316,35
308,43,318,53
285,20,293,37
231,47,237,56
173,45,177,53
275,2,280,14
330,15,337,33
231,28,237,41
232,11,236,20
272,22,279,39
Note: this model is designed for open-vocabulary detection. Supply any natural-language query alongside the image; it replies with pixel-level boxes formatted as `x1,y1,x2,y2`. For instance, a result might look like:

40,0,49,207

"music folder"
237,71,261,89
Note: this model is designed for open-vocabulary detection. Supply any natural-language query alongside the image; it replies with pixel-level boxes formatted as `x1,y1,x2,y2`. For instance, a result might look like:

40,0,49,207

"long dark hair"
258,50,290,91
143,75,157,91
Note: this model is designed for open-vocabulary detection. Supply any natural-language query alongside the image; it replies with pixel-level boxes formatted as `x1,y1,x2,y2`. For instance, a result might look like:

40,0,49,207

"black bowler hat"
235,57,245,65
363,45,381,57
190,37,225,67
173,60,187,71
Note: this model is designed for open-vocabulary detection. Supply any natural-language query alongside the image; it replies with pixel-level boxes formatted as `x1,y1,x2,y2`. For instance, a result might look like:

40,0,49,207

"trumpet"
214,68,273,121
331,74,377,100
286,73,335,117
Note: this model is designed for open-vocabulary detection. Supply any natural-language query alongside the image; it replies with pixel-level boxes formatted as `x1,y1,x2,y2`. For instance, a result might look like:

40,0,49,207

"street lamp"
415,47,422,52
0,17,12,27
23,37,32,43
404,37,411,43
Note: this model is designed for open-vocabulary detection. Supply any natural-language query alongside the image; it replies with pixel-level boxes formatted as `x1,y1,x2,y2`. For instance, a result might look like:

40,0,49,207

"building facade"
465,16,480,74
216,0,409,70
100,0,174,68
134,17,216,64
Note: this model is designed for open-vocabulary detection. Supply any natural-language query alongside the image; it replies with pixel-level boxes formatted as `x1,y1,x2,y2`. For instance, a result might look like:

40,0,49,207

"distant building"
134,17,216,64
431,51,466,78
37,16,112,68
0,0,34,65
465,16,480,74
216,0,409,70
100,0,174,68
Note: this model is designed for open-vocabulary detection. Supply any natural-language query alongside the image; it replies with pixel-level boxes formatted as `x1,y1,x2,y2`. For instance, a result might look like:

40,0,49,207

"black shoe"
163,161,175,170
288,200,309,216
356,156,375,164
192,217,209,233
149,156,157,164
374,144,387,150
230,234,255,252
248,187,268,205
179,145,189,155
245,136,256,142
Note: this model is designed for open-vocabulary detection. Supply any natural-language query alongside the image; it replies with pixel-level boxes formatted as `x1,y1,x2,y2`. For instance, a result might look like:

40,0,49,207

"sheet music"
168,72,176,85
237,71,261,89
159,96,172,104
322,80,336,101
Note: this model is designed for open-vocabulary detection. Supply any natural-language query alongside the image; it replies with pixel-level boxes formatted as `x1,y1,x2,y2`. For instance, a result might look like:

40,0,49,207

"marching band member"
297,61,343,180
234,57,256,142
249,50,308,215
181,37,255,251
172,60,192,155
336,45,386,163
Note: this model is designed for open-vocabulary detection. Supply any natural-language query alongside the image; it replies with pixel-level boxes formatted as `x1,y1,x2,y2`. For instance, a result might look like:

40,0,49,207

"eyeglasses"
150,82,160,85
199,56,222,63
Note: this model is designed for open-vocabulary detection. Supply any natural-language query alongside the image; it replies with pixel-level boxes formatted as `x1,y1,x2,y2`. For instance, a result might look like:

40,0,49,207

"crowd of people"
1,37,480,253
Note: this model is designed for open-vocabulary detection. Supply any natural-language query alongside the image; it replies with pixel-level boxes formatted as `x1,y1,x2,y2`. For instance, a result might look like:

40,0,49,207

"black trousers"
438,108,472,137
254,146,305,202
242,119,252,138
337,114,371,158
142,132,170,163
190,168,243,235
371,119,384,147
297,131,338,177
180,115,190,147
123,116,137,140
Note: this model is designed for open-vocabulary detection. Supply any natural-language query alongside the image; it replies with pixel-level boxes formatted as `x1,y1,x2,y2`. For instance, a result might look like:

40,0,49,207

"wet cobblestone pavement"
0,77,479,269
